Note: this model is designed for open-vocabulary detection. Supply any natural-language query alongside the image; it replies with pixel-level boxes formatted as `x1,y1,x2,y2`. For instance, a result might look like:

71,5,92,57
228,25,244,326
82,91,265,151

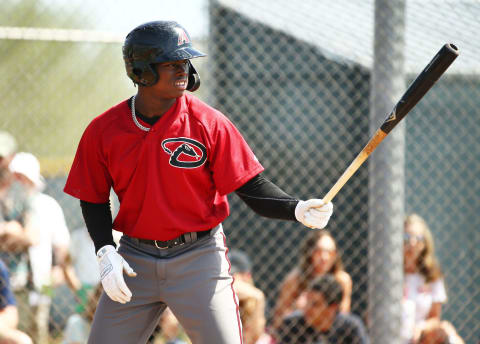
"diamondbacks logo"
161,137,207,168
176,28,190,46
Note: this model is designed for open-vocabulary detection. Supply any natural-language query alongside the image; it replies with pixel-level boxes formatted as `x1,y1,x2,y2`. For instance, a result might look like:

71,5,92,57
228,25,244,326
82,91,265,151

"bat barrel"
322,44,459,204
380,43,460,134
445,43,459,54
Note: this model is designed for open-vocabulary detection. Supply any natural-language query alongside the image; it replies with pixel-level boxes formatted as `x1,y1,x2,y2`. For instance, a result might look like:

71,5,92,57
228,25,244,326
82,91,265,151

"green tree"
0,0,135,175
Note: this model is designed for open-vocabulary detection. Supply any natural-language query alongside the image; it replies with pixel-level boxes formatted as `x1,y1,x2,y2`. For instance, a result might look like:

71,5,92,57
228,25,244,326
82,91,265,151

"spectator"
62,283,103,344
149,307,190,344
402,214,447,343
67,226,100,309
0,131,17,169
228,250,274,344
0,136,32,336
9,152,72,344
276,274,369,344
67,198,121,313
416,319,465,344
0,258,32,344
272,229,352,329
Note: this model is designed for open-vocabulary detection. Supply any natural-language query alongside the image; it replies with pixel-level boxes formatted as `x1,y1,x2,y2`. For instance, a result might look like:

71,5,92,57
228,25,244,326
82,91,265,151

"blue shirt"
0,259,16,309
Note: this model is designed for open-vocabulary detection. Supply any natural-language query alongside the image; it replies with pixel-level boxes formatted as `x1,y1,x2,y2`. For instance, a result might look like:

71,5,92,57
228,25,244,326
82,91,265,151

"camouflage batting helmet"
122,21,206,90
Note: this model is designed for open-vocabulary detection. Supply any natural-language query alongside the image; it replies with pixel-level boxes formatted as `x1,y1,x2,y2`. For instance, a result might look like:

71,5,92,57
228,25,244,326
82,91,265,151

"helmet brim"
161,46,206,62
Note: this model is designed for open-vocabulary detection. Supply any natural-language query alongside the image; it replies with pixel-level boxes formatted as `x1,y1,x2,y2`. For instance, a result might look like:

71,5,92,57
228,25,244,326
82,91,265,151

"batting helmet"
122,21,206,90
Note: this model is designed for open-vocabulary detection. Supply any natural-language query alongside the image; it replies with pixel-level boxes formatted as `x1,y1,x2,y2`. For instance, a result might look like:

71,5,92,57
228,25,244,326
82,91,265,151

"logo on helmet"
176,28,190,46
161,137,207,168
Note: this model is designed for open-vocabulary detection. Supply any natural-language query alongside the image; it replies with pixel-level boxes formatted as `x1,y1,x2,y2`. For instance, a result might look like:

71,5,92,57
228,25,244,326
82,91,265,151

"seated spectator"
0,133,30,255
0,258,32,344
9,152,72,344
276,274,369,344
62,283,103,344
416,318,465,344
272,229,352,329
0,131,17,169
149,307,190,344
228,249,274,344
66,225,101,313
66,198,121,313
402,214,447,343
0,140,35,338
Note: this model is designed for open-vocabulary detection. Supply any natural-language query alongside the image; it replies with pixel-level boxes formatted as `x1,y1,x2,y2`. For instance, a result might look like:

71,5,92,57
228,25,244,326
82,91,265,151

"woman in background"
402,214,447,343
272,229,352,329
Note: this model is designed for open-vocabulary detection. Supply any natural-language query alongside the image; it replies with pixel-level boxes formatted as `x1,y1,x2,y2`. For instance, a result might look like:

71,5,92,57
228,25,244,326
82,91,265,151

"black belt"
132,229,212,249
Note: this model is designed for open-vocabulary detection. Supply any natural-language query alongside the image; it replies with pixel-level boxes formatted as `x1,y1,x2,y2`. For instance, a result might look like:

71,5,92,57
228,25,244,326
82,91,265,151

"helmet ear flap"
126,59,158,86
187,61,201,92
138,63,158,86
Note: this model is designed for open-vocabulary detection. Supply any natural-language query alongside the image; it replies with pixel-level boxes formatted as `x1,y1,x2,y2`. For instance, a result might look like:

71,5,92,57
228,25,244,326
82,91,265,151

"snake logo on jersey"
161,137,207,168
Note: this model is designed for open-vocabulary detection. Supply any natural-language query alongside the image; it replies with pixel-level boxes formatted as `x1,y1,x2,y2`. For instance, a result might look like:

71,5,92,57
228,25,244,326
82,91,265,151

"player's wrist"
95,240,117,255
96,244,116,259
294,200,306,223
295,199,333,229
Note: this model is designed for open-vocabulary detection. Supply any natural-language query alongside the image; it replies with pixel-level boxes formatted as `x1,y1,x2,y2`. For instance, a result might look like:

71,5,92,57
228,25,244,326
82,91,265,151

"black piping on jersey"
234,174,299,221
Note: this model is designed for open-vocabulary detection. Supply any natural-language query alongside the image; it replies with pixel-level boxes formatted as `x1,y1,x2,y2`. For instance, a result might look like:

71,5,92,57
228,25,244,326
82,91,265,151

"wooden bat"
322,43,459,204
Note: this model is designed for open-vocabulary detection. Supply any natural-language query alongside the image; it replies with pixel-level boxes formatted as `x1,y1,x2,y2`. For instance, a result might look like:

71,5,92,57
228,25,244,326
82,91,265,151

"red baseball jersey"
64,93,264,240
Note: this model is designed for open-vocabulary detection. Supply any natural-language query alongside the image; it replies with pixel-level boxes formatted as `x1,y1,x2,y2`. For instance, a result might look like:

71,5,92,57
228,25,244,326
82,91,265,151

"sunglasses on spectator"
404,232,425,243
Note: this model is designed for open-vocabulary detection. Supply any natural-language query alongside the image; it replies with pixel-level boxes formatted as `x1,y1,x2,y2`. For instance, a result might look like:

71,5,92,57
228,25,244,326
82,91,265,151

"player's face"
311,235,337,275
153,60,189,98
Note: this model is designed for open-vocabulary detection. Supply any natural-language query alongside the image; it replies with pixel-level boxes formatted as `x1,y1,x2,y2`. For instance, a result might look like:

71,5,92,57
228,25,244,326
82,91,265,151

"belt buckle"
154,238,184,249
154,240,169,250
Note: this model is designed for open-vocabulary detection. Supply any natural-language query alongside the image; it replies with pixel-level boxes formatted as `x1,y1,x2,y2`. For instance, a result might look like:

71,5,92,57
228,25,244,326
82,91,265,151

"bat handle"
323,190,337,205
322,129,388,204
322,158,367,204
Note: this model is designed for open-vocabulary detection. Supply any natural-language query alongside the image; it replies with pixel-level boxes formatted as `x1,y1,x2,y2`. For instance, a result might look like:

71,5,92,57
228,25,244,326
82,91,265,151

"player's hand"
295,199,333,229
97,245,137,304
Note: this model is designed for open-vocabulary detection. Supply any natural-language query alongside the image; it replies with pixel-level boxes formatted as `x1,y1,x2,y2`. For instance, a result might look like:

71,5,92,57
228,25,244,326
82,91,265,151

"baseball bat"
322,43,459,204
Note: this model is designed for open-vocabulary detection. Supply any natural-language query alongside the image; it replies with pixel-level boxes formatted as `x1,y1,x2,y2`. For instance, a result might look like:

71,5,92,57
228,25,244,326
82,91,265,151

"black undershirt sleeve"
80,200,115,253
235,174,299,221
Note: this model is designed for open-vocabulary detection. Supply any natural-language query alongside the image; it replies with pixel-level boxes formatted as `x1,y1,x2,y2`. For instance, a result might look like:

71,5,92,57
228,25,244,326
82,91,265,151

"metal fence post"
369,0,406,342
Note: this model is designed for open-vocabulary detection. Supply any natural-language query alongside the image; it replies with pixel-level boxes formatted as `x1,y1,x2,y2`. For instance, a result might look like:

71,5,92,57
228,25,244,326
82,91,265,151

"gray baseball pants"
87,225,243,344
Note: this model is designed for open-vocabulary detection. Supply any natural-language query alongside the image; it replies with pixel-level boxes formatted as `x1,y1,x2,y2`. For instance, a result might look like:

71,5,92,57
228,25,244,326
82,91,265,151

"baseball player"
64,21,333,344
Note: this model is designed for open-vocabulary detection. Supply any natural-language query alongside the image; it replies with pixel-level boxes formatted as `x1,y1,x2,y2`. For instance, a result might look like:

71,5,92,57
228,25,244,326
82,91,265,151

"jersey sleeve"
208,113,264,196
64,120,113,203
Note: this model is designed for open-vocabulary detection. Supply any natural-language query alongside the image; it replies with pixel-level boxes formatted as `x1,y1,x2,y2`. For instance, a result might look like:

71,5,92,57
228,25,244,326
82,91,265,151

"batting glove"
295,199,333,229
97,245,137,304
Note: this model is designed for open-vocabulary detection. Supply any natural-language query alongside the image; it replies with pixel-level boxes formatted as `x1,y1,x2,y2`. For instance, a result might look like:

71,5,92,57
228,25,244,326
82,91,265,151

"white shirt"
62,313,89,344
69,227,101,287
404,273,447,322
69,226,122,287
402,272,447,341
27,192,70,291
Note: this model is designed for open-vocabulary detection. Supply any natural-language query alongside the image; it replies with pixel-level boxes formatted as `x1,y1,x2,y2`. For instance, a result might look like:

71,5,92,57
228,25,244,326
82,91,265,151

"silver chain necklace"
131,95,150,132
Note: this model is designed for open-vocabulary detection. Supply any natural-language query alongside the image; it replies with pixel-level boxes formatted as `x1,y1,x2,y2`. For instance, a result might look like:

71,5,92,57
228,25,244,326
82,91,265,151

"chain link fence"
0,0,478,343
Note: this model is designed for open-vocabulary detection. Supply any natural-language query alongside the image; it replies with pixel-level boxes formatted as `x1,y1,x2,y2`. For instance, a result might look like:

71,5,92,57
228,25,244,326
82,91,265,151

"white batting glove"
295,199,333,229
97,245,137,304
